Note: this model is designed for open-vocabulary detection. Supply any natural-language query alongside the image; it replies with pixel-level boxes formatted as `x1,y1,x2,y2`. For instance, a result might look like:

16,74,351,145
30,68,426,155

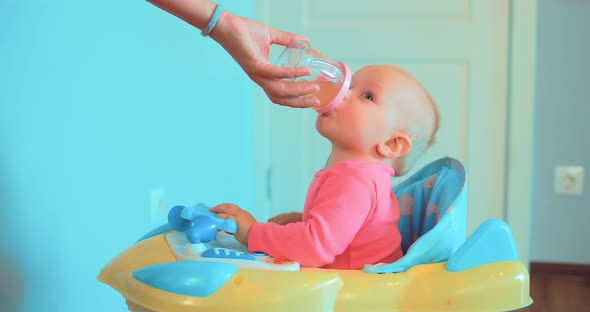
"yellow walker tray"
98,158,532,311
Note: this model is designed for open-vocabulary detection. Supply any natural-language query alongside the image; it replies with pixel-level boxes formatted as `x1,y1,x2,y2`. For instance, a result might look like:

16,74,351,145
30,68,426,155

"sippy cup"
276,40,351,113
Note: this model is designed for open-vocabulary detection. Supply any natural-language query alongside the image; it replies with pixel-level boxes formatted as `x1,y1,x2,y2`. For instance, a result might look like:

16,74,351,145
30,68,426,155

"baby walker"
98,157,532,311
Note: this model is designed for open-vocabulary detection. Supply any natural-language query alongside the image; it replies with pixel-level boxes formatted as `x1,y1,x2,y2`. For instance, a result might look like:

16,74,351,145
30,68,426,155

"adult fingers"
255,62,311,80
255,79,320,98
270,28,309,47
268,94,320,108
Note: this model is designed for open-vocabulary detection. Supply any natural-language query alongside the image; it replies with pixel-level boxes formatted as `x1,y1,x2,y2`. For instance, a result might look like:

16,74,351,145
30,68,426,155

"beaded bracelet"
201,3,224,37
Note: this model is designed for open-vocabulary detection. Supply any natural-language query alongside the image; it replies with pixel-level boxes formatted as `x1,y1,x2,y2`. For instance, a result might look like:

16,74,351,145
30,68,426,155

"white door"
254,0,509,235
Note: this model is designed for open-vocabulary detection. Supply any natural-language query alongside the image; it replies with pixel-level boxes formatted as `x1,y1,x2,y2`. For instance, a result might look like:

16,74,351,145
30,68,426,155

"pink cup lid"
314,62,352,113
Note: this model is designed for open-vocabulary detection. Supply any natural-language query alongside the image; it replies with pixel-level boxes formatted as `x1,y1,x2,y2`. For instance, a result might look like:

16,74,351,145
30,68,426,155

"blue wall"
531,0,590,264
0,0,255,310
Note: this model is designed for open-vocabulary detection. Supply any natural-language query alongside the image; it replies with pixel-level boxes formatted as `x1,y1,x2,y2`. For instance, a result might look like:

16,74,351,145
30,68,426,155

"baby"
212,65,440,269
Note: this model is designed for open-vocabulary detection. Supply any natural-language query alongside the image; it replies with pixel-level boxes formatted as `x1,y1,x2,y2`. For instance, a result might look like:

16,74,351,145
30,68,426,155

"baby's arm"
268,212,302,225
248,170,374,267
210,206,302,240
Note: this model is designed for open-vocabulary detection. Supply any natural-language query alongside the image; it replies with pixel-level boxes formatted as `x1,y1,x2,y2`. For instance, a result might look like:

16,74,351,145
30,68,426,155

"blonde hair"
392,89,440,176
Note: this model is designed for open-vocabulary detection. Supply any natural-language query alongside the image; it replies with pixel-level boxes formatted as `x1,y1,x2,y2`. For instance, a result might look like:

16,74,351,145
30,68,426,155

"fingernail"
306,97,320,106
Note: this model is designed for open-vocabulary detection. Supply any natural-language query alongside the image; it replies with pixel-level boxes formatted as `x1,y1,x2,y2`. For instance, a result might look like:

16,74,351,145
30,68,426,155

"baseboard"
530,261,590,279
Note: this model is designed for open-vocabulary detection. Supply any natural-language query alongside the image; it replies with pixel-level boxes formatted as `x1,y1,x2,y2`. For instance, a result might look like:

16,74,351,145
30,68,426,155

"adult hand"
268,212,302,225
210,203,256,246
146,0,319,108
211,12,320,108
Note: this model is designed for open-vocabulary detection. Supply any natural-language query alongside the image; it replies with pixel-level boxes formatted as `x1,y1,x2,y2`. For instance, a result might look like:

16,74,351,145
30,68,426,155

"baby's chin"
315,119,334,140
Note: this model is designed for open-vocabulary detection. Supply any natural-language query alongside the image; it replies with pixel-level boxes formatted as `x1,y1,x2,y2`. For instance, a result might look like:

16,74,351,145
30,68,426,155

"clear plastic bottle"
276,40,351,113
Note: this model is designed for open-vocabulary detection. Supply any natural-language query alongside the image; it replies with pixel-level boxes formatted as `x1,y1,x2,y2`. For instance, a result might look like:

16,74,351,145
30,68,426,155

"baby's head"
316,65,440,176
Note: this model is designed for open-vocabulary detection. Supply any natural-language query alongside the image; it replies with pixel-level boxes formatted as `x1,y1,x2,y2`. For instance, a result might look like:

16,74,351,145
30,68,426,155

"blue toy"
138,203,237,244
168,203,237,244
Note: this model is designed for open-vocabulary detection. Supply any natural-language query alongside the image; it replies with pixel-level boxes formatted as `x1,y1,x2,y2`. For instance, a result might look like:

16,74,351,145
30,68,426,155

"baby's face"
316,65,434,154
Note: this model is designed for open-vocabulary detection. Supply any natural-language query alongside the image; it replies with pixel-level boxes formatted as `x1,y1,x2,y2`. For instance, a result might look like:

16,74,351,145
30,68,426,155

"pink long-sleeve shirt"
248,160,403,269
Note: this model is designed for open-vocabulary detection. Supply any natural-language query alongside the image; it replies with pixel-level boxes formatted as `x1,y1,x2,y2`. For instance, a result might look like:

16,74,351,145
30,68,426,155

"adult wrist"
209,10,233,46
201,3,224,37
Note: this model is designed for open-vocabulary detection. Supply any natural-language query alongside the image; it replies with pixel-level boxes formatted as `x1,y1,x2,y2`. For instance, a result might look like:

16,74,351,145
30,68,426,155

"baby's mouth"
320,110,334,117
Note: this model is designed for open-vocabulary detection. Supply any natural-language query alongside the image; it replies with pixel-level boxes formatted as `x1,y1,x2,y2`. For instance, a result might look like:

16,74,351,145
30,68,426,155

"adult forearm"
146,0,217,30
145,0,319,108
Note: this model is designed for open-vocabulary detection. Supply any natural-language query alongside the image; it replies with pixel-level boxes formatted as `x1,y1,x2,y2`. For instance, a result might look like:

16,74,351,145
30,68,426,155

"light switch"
554,166,584,195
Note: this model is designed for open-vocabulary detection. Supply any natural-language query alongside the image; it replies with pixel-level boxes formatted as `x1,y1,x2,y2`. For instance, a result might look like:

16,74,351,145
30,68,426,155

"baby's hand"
210,203,255,246
268,212,302,225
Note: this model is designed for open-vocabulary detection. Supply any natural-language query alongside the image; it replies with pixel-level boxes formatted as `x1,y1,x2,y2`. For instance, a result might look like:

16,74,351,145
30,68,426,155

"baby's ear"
377,132,412,159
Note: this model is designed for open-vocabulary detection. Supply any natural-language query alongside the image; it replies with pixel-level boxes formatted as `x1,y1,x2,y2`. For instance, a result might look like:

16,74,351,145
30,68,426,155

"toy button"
252,252,267,257
265,258,294,265
202,248,256,261
186,243,207,254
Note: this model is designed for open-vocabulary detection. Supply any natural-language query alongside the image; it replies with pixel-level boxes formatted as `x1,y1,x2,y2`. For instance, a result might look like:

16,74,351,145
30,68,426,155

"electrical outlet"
150,188,166,226
554,166,584,195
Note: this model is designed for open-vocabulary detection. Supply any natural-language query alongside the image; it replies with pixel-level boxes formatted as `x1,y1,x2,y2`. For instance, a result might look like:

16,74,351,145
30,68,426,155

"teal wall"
530,0,590,264
0,0,255,310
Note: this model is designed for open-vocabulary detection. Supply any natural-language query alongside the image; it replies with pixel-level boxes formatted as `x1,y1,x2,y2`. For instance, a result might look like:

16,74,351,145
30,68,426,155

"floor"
520,266,590,312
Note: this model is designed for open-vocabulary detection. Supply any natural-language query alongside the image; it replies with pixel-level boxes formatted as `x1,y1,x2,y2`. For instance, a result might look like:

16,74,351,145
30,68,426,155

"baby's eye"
362,92,374,102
